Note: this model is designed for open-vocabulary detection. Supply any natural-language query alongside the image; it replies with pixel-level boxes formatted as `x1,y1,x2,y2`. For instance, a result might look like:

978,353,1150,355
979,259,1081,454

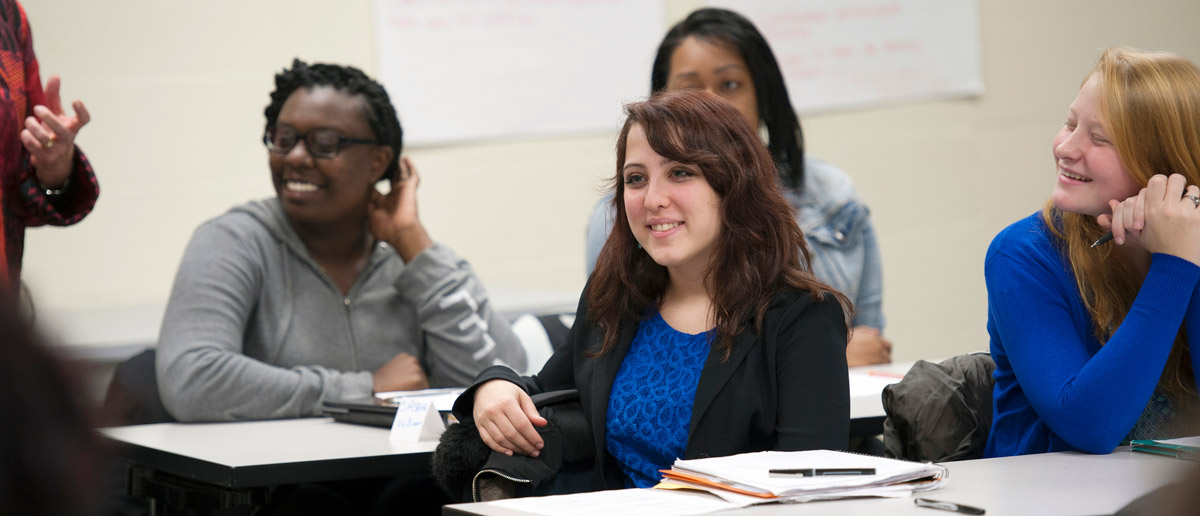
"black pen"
915,497,986,515
1090,232,1115,248
768,468,875,477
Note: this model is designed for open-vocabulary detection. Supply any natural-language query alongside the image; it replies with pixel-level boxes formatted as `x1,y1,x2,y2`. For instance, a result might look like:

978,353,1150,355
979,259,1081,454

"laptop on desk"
322,401,400,428
323,387,465,428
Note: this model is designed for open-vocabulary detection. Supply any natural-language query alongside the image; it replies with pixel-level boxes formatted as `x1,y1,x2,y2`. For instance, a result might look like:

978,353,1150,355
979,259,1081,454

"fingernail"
536,442,544,449
531,451,539,457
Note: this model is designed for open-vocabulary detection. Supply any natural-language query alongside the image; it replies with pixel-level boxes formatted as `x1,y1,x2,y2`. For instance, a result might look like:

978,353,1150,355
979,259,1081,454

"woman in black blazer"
458,90,851,490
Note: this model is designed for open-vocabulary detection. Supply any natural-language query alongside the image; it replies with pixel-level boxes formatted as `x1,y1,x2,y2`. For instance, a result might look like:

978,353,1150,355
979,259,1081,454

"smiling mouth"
1061,170,1091,182
286,180,319,192
650,222,682,231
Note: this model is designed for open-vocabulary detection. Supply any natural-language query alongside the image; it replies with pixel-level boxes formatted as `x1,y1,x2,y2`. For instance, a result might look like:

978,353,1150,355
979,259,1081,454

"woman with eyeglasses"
156,60,526,422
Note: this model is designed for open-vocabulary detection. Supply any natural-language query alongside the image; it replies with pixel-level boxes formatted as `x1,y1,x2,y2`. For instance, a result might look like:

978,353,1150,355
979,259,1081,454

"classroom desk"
101,417,437,512
848,360,911,436
443,445,1191,516
101,371,902,514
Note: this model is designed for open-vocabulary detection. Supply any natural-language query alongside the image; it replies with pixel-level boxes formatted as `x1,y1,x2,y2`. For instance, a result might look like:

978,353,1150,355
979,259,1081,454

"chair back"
100,348,176,426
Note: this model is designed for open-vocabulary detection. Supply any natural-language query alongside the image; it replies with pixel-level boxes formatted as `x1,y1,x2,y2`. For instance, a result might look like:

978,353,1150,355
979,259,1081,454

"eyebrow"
713,64,746,75
671,64,747,81
622,157,680,172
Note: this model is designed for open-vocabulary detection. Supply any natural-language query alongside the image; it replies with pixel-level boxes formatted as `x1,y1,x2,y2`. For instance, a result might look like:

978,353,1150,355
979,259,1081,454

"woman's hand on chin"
1097,188,1147,249
369,156,433,261
1127,174,1200,265
472,380,548,457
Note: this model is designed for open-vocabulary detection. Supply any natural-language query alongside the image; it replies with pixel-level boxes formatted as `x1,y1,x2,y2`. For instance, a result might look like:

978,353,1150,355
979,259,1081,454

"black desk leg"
128,465,270,515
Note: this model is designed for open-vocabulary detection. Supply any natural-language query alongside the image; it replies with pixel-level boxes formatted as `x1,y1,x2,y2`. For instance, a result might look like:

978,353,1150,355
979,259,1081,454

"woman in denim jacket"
585,8,888,366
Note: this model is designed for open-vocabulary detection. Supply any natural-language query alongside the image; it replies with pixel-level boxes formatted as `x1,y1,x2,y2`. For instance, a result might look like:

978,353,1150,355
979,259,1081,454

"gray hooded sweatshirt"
156,199,526,421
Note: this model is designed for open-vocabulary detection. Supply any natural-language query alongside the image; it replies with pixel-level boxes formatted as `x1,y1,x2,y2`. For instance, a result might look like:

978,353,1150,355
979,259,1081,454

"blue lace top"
605,312,710,488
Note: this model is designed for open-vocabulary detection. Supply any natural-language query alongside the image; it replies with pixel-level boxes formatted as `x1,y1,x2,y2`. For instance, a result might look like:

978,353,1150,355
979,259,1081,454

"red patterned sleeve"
19,3,42,110
15,150,99,227
9,2,99,227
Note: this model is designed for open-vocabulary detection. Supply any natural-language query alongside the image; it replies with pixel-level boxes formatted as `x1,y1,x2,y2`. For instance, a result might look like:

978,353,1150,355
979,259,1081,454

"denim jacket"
584,156,884,329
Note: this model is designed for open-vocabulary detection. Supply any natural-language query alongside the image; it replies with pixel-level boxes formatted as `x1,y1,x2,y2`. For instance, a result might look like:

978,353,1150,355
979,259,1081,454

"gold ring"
43,138,54,149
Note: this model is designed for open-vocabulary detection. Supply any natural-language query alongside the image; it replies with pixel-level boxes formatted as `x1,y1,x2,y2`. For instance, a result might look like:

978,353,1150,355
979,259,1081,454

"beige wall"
19,1,1200,362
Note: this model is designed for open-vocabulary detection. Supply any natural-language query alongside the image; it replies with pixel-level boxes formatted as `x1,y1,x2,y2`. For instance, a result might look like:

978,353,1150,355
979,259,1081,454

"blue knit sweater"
984,212,1200,457
605,312,709,487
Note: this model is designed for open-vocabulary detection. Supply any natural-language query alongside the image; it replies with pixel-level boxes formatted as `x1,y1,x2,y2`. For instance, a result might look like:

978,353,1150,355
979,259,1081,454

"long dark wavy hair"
651,8,806,191
587,90,850,358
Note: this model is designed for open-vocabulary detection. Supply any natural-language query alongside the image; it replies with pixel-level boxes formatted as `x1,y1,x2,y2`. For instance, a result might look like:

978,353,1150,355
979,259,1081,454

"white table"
101,417,439,513
848,361,912,435
101,417,436,488
443,446,1191,516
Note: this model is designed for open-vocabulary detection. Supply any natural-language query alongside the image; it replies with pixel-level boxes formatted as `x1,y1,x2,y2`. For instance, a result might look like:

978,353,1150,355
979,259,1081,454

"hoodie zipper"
339,242,391,370
343,296,359,369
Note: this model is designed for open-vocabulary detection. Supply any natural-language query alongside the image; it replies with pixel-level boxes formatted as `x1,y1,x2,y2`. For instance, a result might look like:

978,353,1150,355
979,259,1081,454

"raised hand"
20,76,90,188
368,156,433,261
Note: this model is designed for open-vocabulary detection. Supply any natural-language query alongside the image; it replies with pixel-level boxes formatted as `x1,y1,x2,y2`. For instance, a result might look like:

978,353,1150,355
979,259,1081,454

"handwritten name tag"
389,397,446,442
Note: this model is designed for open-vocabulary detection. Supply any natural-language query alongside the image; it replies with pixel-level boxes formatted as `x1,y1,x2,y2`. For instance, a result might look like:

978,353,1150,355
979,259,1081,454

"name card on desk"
389,397,446,442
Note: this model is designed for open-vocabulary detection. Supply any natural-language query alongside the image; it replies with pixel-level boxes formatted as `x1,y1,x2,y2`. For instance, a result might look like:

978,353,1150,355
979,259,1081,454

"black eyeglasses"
263,126,377,159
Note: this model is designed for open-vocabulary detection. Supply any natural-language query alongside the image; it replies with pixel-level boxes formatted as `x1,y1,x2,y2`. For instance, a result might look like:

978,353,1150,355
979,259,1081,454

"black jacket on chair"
881,353,996,462
452,287,850,490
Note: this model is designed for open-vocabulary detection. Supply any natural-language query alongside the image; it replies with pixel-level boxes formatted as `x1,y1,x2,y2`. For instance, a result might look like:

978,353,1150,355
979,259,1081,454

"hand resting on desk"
847,326,892,367
473,379,548,457
372,352,430,393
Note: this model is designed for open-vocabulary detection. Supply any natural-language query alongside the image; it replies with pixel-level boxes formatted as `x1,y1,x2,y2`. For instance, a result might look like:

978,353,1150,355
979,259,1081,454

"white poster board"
375,0,664,145
708,0,984,113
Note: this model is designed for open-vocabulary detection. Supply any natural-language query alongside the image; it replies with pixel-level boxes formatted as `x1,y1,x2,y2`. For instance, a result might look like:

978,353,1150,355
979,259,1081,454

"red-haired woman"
453,90,850,490
985,48,1200,457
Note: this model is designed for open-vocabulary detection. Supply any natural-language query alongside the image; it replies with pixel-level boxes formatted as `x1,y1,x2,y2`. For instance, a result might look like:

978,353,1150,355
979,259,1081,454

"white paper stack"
659,449,947,506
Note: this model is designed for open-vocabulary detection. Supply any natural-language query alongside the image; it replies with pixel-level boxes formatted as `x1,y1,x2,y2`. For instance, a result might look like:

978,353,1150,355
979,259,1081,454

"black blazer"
454,287,849,489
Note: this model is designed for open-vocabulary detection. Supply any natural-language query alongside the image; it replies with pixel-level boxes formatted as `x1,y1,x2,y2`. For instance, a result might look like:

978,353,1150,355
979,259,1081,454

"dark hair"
264,59,403,182
651,8,805,191
0,301,103,515
588,90,849,357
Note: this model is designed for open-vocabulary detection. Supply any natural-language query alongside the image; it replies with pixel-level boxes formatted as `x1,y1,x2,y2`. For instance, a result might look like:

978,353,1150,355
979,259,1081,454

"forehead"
624,124,658,162
1069,75,1103,118
669,36,748,75
277,86,373,135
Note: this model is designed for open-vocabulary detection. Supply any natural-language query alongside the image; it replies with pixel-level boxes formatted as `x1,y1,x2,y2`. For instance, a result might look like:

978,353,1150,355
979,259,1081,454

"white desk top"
444,446,1191,516
101,417,435,467
101,417,438,487
848,361,910,420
